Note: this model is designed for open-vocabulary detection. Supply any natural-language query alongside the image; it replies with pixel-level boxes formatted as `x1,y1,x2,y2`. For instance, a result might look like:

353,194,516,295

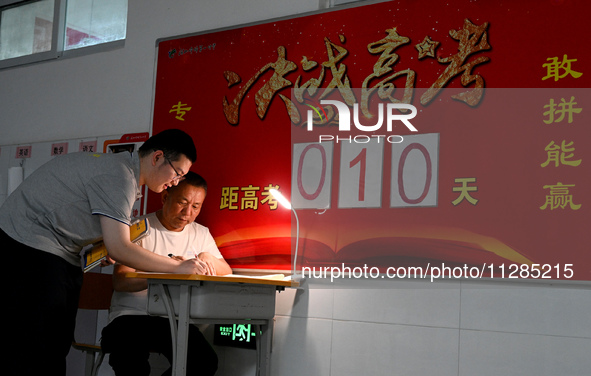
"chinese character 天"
451,177,479,206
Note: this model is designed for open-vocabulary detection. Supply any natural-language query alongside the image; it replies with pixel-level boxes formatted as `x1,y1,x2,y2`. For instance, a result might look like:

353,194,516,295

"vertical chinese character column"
540,55,583,211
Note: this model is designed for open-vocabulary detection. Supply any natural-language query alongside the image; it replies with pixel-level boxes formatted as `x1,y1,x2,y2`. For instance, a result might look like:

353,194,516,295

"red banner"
151,0,590,280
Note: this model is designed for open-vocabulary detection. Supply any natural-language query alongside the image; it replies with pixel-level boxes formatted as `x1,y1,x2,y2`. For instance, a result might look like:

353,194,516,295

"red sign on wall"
151,0,590,280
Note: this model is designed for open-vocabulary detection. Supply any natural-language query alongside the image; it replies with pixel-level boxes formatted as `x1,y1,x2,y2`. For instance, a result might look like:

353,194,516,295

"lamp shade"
269,188,292,209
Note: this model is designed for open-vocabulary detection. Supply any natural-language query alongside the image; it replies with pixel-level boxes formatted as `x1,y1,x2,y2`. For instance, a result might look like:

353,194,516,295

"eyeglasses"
165,158,186,182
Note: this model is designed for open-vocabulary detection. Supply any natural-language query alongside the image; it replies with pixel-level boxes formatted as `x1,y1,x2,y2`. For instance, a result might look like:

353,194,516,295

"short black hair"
138,129,197,163
169,171,207,194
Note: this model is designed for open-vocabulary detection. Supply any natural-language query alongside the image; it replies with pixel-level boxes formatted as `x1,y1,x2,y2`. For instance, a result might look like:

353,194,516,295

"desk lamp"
269,188,300,278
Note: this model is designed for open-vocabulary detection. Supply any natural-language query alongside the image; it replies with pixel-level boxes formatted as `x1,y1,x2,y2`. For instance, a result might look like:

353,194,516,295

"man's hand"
197,252,218,276
175,258,210,275
100,255,116,267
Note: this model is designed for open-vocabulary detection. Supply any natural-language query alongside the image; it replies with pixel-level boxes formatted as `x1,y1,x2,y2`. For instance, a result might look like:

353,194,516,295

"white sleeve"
195,225,223,259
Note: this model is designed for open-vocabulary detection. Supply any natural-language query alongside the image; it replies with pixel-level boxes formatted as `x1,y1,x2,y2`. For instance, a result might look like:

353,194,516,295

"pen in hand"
168,253,185,261
169,253,209,275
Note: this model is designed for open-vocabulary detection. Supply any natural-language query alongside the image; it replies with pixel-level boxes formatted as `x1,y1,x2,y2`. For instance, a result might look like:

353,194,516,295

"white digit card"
390,133,439,207
291,141,333,209
338,139,384,208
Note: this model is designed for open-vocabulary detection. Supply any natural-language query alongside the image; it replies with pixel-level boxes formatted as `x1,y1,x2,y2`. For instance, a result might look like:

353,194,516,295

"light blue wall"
0,0,321,146
1,1,589,375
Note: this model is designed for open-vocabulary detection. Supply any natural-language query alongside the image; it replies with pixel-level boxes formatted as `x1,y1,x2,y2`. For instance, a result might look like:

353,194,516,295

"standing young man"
0,129,202,376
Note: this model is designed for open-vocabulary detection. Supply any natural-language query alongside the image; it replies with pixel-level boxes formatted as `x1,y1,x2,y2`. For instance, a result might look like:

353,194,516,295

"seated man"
101,172,232,376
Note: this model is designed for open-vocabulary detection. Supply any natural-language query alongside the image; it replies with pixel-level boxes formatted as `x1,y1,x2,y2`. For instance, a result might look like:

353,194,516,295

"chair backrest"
78,272,114,310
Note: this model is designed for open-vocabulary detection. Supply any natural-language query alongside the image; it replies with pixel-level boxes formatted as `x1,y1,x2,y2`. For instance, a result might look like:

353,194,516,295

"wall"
268,278,591,376
1,1,590,375
0,0,321,146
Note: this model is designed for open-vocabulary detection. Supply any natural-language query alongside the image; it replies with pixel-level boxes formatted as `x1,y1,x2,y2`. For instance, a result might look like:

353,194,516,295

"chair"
72,271,113,376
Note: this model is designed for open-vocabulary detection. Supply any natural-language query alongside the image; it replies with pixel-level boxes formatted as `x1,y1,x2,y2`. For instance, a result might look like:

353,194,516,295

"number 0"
398,143,432,204
297,144,327,200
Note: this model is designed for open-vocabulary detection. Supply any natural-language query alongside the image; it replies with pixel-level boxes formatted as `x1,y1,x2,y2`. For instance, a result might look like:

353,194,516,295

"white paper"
7,166,23,196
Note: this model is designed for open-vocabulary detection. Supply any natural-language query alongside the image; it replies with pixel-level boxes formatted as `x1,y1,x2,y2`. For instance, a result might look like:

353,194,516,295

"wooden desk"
126,272,299,376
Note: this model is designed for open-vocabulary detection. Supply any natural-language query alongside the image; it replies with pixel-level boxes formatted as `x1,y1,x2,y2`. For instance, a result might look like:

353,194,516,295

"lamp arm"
291,207,299,276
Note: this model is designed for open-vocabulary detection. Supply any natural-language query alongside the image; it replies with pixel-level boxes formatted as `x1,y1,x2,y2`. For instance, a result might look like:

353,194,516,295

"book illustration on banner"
215,224,534,276
82,218,150,272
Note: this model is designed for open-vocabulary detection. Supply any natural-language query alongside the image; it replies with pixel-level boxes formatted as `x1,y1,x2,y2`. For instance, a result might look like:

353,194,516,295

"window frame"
0,0,125,70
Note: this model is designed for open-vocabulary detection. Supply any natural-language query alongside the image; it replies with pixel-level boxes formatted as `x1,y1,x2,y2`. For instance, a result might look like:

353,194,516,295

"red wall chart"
151,0,590,280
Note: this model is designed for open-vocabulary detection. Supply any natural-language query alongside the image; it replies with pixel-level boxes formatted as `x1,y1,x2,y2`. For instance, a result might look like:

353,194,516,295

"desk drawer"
147,282,277,319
